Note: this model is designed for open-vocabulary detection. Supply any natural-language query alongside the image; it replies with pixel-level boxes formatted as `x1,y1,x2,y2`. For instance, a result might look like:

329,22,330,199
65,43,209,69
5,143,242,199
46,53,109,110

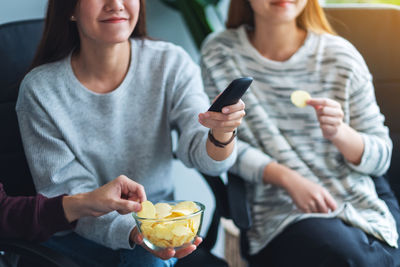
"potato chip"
137,200,156,218
168,209,192,217
290,90,311,108
155,203,172,219
173,201,199,213
172,225,192,236
153,224,174,240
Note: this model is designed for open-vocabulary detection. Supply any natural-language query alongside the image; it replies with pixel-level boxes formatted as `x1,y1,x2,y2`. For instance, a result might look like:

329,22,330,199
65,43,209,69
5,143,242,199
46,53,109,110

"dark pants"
249,176,400,267
43,232,177,267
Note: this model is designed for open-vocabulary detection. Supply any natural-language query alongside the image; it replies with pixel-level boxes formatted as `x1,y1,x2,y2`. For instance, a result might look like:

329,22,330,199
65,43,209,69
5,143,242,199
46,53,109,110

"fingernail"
204,113,210,118
222,107,229,113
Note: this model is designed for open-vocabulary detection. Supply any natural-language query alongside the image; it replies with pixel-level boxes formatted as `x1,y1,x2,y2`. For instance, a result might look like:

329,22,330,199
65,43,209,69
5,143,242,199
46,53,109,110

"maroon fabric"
0,183,76,242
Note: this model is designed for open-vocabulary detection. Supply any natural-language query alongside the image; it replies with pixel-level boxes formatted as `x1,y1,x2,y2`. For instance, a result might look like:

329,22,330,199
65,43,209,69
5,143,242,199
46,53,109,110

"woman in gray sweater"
16,0,245,266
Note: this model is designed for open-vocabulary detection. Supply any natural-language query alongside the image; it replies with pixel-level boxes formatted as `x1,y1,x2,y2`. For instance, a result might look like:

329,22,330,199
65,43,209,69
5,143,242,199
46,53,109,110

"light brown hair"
226,0,335,35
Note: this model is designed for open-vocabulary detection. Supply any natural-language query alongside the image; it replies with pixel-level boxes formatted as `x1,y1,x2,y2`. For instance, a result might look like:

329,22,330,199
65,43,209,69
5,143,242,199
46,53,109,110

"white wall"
0,0,47,24
1,0,225,259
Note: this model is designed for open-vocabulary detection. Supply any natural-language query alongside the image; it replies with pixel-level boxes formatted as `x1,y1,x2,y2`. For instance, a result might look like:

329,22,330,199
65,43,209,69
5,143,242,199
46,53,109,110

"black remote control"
208,77,253,112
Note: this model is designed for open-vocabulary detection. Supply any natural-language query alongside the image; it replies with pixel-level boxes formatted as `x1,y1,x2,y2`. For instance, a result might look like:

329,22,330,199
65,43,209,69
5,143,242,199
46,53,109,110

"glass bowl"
132,200,205,250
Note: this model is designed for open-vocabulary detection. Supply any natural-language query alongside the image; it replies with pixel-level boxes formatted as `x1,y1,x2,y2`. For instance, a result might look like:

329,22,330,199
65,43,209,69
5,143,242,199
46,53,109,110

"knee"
321,240,369,267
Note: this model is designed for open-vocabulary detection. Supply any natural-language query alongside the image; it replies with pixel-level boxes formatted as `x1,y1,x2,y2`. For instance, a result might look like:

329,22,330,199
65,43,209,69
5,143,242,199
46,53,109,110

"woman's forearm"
262,161,293,188
331,123,364,165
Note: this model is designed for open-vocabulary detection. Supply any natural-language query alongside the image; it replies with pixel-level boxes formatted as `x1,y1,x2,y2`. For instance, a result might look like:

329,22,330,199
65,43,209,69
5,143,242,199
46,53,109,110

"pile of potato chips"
135,200,202,248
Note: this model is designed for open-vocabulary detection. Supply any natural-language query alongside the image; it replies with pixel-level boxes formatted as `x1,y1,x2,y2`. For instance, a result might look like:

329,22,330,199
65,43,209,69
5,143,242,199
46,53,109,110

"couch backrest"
0,19,44,196
324,4,400,134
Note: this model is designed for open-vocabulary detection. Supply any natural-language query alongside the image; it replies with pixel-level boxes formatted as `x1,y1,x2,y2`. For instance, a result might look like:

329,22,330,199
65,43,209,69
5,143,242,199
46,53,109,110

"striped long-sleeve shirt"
200,25,398,255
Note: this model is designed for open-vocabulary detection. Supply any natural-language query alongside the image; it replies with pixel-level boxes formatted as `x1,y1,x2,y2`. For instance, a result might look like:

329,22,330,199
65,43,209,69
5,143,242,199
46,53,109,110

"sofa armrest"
0,239,78,267
227,172,252,230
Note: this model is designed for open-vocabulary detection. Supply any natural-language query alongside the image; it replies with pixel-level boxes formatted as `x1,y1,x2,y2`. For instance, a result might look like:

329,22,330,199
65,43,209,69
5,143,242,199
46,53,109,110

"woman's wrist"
208,129,236,148
328,123,346,143
210,129,236,143
330,124,364,165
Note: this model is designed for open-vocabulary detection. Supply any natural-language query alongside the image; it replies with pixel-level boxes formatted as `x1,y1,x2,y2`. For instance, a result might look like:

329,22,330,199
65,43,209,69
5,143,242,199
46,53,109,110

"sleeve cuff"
110,214,137,250
75,212,137,250
41,194,77,233
345,133,388,175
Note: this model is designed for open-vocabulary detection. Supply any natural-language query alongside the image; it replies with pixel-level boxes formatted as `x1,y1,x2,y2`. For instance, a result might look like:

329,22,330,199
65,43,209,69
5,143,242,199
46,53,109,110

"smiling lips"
271,0,295,7
101,17,128,23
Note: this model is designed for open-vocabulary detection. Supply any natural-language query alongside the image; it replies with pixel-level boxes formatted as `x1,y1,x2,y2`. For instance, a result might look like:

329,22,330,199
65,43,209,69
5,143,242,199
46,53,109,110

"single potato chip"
137,200,156,218
155,203,172,219
173,201,198,213
172,225,192,236
290,90,311,108
168,209,192,217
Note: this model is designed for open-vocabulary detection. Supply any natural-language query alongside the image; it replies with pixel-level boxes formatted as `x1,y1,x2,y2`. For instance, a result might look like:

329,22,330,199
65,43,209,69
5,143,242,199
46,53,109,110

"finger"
115,199,142,214
317,106,343,118
307,98,340,108
214,120,242,128
221,99,245,114
303,206,311,213
318,116,342,126
211,93,222,104
202,110,245,122
130,184,147,203
137,236,175,260
193,236,202,246
323,191,338,211
126,192,141,203
174,244,196,259
308,201,318,213
119,176,147,203
134,232,143,245
141,244,175,260
314,196,329,213
199,116,241,130
154,248,175,260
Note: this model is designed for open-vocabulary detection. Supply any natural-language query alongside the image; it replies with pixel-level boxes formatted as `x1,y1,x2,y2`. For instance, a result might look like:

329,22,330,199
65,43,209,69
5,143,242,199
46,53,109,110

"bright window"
325,0,400,4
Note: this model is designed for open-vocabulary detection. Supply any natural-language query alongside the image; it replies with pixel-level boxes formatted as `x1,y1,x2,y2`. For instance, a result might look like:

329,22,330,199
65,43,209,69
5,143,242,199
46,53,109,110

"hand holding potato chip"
307,98,345,140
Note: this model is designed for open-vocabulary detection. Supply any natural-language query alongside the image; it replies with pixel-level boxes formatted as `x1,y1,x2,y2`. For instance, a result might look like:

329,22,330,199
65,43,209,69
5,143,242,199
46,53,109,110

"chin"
273,12,298,23
102,34,132,44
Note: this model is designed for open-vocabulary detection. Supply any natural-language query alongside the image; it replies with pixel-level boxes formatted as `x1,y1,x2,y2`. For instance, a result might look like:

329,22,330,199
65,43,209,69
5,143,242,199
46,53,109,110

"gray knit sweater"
16,38,236,250
201,25,398,255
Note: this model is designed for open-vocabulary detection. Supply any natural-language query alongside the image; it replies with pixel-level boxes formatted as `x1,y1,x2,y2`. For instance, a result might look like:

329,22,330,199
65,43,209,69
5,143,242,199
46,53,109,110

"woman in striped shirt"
201,0,400,266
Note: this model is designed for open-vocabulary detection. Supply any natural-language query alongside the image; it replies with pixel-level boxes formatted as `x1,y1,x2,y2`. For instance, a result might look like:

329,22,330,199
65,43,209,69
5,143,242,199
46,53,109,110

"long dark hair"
30,0,147,71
